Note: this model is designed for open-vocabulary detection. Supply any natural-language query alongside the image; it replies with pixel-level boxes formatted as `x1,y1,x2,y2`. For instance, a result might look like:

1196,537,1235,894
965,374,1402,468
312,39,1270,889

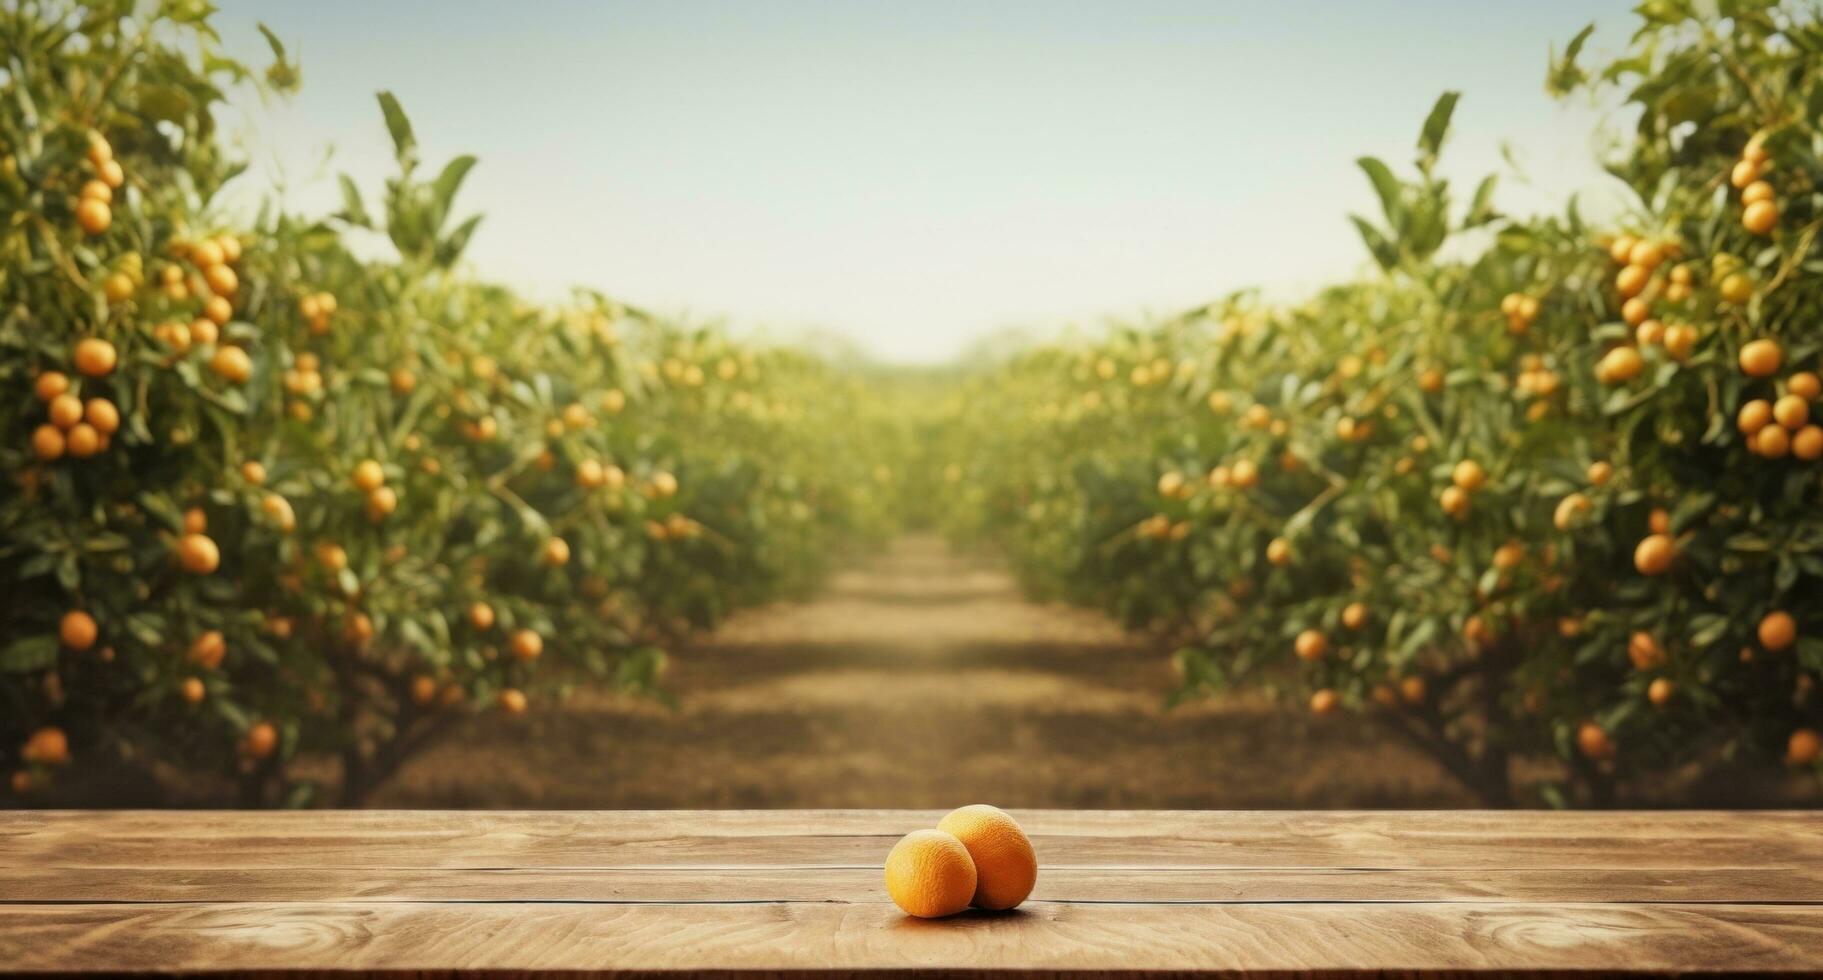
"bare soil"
374,536,1477,808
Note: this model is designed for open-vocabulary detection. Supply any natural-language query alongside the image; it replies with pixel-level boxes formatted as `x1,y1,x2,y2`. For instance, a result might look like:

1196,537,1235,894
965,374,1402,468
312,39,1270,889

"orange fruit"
498,688,528,714
73,337,117,377
60,610,98,650
1647,678,1674,708
1789,729,1821,766
1597,346,1643,384
209,345,252,383
182,507,207,534
76,197,111,234
203,295,232,326
1793,425,1823,461
1399,675,1427,705
1628,240,1665,269
542,537,571,566
103,272,134,303
177,533,220,574
1741,180,1775,205
244,721,278,759
411,675,438,706
204,262,238,296
884,829,978,918
365,486,397,520
1587,461,1613,486
1576,722,1614,760
1229,459,1260,489
180,677,206,704
1341,602,1368,630
352,459,385,492
1742,199,1778,235
1607,235,1637,265
1627,631,1664,671
1554,493,1591,531
509,628,543,661
1731,159,1761,188
1439,485,1470,518
1663,324,1697,360
21,727,70,765
1620,297,1650,327
1294,629,1328,662
84,398,119,434
1451,459,1486,491
1738,399,1773,434
1740,339,1782,378
1789,372,1821,400
1774,395,1809,430
34,371,70,402
240,461,267,485
1720,272,1755,304
1648,508,1670,535
261,493,296,533
1309,689,1341,715
937,804,1037,911
469,601,496,631
1634,534,1674,576
48,393,83,429
1265,537,1292,566
316,542,348,571
1615,264,1649,298
1756,424,1790,459
188,630,226,669
32,424,66,460
1758,611,1796,652
65,422,101,458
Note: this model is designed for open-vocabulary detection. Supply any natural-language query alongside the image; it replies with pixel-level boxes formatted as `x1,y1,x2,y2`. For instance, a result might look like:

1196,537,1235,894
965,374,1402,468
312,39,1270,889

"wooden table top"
2,809,1820,977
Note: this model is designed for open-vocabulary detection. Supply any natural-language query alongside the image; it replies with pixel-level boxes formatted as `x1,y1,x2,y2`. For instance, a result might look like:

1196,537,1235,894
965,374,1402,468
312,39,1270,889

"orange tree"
1,1,898,805
936,2,1823,805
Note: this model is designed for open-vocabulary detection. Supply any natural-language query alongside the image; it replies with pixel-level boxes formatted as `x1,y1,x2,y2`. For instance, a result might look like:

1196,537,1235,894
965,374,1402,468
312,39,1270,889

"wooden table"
2,810,1820,977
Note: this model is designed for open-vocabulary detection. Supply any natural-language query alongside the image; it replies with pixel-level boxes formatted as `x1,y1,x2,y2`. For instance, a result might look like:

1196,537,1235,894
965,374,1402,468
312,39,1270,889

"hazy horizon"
214,1,1637,364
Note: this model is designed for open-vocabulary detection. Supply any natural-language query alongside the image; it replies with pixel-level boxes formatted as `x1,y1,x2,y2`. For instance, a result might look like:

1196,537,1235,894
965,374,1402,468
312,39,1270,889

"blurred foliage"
0,0,905,806
934,1,1823,805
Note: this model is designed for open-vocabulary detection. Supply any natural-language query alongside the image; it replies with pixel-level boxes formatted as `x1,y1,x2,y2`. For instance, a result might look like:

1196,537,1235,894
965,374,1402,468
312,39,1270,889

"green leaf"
336,175,373,228
1547,24,1596,97
376,91,418,171
1349,215,1399,271
1417,91,1460,168
0,635,58,673
429,155,478,228
1356,156,1404,228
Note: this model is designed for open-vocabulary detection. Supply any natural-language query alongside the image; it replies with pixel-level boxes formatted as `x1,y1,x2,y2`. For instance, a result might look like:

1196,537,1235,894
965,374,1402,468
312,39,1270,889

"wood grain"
2,810,1820,977
6,809,1819,870
7,864,1823,905
2,901,1821,975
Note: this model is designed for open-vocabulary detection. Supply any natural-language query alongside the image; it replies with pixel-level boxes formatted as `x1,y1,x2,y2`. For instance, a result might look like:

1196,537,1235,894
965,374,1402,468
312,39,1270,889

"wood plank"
7,810,1819,871
7,864,1823,905
2,901,1820,976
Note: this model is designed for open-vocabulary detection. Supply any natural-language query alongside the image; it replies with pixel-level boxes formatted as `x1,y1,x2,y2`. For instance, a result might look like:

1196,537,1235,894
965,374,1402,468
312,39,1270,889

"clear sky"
212,1,1638,364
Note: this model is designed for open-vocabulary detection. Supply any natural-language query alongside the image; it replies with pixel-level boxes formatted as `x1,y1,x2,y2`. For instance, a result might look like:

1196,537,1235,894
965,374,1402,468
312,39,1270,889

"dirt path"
378,535,1474,808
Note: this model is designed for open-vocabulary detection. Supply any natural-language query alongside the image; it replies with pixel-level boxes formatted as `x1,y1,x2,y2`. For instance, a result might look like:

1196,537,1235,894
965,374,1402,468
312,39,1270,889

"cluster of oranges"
1438,459,1486,520
1731,136,1779,236
1499,291,1540,335
30,343,121,461
1735,348,1823,460
883,805,1037,918
74,132,124,235
1594,234,1712,385
11,726,70,792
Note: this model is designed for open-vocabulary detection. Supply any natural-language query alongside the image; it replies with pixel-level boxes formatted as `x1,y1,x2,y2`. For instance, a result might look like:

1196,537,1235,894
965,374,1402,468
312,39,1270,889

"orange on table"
937,804,1038,911
883,828,977,919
